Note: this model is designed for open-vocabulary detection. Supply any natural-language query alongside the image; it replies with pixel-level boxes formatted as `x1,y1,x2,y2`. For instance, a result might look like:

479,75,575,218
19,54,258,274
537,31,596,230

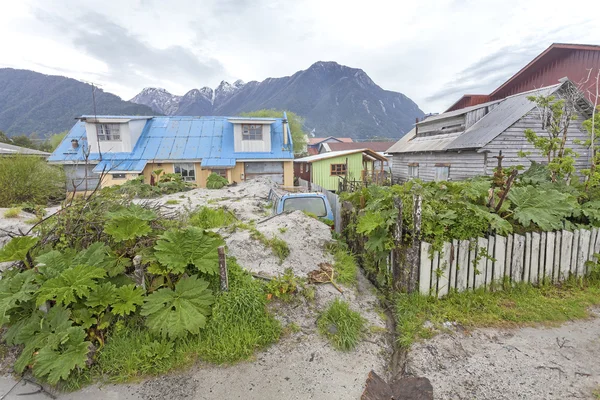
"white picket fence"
419,228,600,297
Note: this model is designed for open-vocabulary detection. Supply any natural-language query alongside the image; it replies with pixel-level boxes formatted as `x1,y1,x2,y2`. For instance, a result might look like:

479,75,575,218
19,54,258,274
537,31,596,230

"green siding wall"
311,153,365,191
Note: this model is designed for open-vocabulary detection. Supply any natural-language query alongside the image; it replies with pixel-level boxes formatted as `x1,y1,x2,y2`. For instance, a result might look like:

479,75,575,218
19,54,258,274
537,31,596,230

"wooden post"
408,194,422,293
308,163,312,191
392,196,403,290
218,246,228,291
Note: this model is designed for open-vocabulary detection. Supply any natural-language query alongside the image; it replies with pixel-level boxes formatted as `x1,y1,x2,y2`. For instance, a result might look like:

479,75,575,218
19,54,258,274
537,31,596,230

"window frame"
174,163,196,182
242,124,263,141
111,173,127,180
211,169,228,178
96,123,121,141
330,163,347,176
408,163,419,179
434,164,450,181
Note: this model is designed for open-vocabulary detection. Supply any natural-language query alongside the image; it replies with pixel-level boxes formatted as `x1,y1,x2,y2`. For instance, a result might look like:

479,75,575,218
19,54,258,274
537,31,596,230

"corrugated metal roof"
93,159,148,173
446,84,560,150
420,99,502,124
0,142,50,156
49,116,294,168
307,137,354,145
295,148,387,163
388,83,563,154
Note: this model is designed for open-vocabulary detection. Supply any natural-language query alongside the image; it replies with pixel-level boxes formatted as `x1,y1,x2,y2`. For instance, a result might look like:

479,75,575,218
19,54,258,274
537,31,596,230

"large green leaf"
0,269,37,325
508,185,575,231
111,284,144,316
581,200,600,225
141,275,214,339
104,205,156,242
35,250,75,280
154,227,223,275
84,282,117,309
13,306,90,382
37,265,106,306
0,236,39,263
356,212,385,235
34,335,90,384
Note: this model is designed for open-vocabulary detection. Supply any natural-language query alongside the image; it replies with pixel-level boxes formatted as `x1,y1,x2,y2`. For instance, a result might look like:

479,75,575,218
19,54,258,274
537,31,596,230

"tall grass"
395,278,600,349
189,206,237,229
318,298,365,351
0,155,64,207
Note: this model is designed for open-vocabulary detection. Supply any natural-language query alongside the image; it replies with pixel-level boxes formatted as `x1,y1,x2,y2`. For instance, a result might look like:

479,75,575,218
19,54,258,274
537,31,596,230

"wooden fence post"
392,196,403,291
408,194,422,293
218,246,228,291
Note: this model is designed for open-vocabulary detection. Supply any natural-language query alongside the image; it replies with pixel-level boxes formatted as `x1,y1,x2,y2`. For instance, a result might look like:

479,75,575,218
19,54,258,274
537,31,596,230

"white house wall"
233,124,272,152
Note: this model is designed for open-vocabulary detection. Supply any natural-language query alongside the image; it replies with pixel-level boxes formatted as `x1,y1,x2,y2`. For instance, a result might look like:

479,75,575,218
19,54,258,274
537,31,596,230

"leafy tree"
240,109,308,154
520,94,578,183
10,135,36,149
39,132,68,152
0,131,9,143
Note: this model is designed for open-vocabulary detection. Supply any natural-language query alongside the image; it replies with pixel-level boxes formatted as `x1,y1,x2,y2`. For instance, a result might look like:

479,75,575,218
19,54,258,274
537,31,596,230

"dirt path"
407,310,600,400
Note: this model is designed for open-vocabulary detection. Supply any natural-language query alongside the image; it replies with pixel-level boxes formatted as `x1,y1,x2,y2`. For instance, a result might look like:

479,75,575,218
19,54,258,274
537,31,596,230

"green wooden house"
294,149,387,192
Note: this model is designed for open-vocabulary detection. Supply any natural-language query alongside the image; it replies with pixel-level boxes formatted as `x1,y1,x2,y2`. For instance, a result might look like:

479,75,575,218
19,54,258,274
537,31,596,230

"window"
435,165,450,181
174,163,196,182
408,164,419,179
96,124,121,141
112,173,126,180
330,163,347,176
211,169,227,178
242,124,263,140
283,197,327,217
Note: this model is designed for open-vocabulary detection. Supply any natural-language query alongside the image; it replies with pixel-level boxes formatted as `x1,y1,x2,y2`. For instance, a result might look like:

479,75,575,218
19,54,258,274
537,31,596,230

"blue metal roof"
49,116,294,169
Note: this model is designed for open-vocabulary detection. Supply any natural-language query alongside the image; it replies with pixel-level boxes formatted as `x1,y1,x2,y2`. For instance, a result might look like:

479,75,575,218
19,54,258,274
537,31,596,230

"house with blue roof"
48,113,295,192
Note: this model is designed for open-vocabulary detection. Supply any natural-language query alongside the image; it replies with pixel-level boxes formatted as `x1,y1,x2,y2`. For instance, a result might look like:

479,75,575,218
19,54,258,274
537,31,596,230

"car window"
283,197,327,217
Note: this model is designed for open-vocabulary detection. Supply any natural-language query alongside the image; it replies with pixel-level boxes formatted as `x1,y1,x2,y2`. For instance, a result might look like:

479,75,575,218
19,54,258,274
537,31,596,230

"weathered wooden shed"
387,81,593,182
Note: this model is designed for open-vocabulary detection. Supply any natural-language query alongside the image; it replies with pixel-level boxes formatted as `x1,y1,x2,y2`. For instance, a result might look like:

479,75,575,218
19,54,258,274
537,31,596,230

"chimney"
282,112,289,146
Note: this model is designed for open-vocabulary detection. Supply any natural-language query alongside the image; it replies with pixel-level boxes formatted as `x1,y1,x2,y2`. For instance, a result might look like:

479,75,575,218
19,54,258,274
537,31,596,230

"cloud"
34,9,227,97
426,42,545,104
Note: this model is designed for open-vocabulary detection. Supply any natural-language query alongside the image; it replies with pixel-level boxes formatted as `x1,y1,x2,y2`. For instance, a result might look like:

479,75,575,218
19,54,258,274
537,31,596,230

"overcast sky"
1,0,599,112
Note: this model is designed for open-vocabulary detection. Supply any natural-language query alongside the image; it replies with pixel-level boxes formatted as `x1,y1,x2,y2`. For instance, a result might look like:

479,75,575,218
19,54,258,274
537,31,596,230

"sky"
0,0,599,113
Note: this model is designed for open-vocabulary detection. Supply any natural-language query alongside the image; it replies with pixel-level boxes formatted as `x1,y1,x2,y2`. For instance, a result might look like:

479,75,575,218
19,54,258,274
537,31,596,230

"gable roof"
446,43,600,112
294,148,387,163
388,82,564,154
321,141,397,153
49,115,294,171
0,142,50,156
307,136,354,145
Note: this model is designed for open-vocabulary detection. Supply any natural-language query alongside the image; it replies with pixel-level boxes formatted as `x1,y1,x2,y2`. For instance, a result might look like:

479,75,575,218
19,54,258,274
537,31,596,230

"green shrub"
0,155,65,207
189,207,237,229
318,299,365,351
328,243,358,286
266,268,301,302
249,228,290,262
3,208,21,218
206,173,229,189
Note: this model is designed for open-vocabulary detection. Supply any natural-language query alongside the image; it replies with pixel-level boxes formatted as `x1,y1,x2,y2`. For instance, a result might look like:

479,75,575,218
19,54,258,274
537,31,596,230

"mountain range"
0,62,423,139
0,68,155,136
131,62,423,139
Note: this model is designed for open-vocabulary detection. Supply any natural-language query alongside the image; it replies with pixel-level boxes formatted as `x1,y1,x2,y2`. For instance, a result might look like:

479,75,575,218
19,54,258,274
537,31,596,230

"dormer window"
242,124,262,141
96,124,121,141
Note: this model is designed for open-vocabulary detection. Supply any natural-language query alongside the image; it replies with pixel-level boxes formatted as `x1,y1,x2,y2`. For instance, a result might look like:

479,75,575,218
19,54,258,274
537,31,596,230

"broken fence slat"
545,231,555,283
570,229,580,277
430,249,440,296
578,229,591,277
512,234,525,283
456,240,470,292
524,232,532,283
419,242,432,295
530,232,540,285
493,235,506,286
449,239,459,292
485,236,495,289
437,241,452,298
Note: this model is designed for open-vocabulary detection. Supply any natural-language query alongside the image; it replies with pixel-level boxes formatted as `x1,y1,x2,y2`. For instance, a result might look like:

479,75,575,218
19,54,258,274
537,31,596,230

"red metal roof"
446,43,600,112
